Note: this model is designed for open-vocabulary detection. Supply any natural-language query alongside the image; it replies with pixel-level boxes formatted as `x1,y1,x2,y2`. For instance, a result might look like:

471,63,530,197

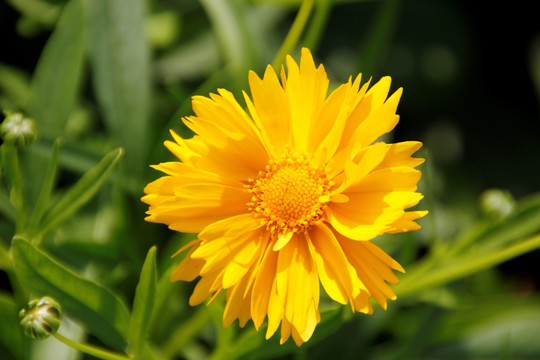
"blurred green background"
1,0,539,359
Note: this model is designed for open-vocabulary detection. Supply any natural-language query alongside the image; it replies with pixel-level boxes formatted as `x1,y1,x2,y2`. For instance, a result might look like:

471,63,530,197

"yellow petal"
223,274,252,327
145,183,249,234
306,224,359,304
273,231,293,251
285,48,329,152
332,142,389,194
276,235,319,340
265,277,283,340
247,66,291,155
251,245,278,329
354,87,402,147
375,141,424,169
170,242,205,282
387,210,428,234
337,234,403,309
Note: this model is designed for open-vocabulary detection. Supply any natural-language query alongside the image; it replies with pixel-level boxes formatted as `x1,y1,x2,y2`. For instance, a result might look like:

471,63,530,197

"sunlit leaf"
12,238,130,350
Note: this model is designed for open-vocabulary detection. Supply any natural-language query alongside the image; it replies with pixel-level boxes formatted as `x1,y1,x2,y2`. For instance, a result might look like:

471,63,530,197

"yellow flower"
142,48,426,345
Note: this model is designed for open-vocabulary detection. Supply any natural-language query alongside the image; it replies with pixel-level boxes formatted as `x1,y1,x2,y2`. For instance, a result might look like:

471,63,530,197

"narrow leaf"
6,0,61,26
12,238,130,350
84,0,151,177
27,0,85,138
39,148,123,238
357,0,399,76
397,233,540,298
27,138,61,234
199,0,257,87
129,246,157,359
0,292,28,360
2,145,25,231
0,63,31,109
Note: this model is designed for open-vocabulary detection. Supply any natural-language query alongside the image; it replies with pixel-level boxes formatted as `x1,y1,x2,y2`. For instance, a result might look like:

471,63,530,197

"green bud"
1,112,37,148
480,188,515,219
19,296,62,340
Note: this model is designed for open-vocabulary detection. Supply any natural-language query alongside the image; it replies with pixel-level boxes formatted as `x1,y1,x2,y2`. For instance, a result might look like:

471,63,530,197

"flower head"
142,48,426,345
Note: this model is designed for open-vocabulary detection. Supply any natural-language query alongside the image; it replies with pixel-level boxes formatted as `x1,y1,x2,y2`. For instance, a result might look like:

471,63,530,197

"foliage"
0,0,539,359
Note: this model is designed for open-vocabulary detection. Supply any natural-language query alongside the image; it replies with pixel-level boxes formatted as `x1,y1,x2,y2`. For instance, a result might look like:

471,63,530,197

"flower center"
247,155,331,236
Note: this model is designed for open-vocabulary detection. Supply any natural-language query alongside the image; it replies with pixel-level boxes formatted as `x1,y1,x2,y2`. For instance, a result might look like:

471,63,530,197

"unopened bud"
1,112,37,147
19,296,62,340
480,188,515,219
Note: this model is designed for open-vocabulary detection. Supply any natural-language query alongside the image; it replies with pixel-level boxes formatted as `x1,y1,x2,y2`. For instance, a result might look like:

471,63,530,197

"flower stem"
1,144,25,232
272,0,314,71
53,333,130,360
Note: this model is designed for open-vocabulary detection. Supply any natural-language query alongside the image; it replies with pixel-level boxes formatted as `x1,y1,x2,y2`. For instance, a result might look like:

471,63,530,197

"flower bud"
480,188,515,219
19,296,62,340
1,112,37,148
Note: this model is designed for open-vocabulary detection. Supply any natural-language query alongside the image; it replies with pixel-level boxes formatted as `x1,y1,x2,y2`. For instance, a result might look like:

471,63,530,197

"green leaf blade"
0,292,28,360
12,238,130,350
129,246,157,359
27,138,61,235
397,233,540,298
39,147,123,238
84,0,151,177
27,0,85,138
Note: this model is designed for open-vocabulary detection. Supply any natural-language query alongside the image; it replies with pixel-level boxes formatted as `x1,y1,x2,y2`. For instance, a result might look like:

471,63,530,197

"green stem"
2,144,25,232
397,233,540,298
303,0,331,53
53,333,130,360
272,0,315,71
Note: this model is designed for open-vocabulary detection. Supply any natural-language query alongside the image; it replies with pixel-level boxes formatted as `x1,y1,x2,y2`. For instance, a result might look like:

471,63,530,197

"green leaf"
129,246,157,359
430,296,540,358
27,0,85,138
1,145,25,232
199,0,258,84
38,148,123,239
154,32,220,83
6,0,61,26
0,63,30,109
357,0,399,77
475,191,540,251
11,237,130,350
396,233,540,298
0,292,28,360
0,241,11,270
84,0,151,177
27,138,61,235
0,187,16,222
